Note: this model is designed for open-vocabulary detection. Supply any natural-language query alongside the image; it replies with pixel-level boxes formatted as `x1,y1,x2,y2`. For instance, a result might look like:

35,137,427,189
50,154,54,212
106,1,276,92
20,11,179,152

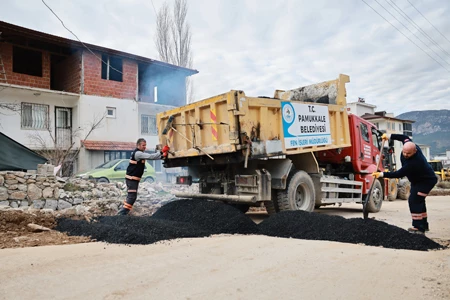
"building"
0,21,198,179
346,98,377,117
417,144,431,161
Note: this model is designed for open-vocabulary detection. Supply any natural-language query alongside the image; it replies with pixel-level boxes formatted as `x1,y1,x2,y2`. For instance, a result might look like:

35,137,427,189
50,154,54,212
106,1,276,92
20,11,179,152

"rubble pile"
56,199,443,251
258,211,443,251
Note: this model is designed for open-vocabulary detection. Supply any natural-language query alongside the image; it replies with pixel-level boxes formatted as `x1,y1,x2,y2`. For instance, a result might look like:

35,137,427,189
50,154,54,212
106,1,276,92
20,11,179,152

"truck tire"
265,189,280,215
277,170,315,212
387,179,398,201
366,179,383,213
397,179,411,200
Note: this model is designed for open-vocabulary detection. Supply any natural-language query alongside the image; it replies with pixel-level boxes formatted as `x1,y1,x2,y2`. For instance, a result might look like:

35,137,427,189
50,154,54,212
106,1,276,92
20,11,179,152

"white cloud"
1,0,449,115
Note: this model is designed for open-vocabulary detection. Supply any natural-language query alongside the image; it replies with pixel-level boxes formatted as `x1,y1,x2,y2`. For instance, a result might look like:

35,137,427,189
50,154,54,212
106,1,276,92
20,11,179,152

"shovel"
363,137,386,219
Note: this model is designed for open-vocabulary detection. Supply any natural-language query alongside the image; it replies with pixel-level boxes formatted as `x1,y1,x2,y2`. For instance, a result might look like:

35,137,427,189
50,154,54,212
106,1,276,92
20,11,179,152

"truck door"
358,122,373,169
370,126,382,170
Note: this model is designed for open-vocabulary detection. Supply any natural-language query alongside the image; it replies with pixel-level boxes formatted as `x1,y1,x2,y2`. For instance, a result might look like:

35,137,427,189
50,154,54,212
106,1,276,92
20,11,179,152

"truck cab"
315,114,382,189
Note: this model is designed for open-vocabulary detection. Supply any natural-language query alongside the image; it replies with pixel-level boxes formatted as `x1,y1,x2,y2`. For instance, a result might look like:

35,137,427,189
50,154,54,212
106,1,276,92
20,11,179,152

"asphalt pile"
56,200,443,251
56,199,259,245
258,211,443,251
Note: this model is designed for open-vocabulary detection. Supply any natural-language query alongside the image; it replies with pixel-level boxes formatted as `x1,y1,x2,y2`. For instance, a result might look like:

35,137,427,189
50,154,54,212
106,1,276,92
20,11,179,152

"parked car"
76,159,156,183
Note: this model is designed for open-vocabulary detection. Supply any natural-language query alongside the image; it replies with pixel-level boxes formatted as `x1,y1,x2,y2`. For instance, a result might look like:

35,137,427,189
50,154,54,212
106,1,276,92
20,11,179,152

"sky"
1,0,449,115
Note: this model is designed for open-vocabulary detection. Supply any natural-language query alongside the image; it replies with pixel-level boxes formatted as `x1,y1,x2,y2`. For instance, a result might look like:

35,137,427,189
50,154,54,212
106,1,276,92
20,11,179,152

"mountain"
396,110,450,156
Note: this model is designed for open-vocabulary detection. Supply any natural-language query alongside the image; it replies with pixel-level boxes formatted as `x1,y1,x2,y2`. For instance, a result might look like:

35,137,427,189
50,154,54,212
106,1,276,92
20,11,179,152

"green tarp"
0,132,48,171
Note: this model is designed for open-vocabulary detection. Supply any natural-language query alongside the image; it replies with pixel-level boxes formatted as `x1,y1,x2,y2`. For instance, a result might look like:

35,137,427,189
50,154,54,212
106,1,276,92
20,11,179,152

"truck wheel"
277,170,315,212
397,179,411,200
265,189,280,215
366,179,383,213
387,179,398,201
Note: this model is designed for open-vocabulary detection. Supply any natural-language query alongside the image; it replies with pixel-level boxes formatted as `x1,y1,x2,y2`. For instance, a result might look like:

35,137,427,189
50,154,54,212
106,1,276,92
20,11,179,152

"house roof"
361,113,415,123
0,21,198,75
82,140,136,151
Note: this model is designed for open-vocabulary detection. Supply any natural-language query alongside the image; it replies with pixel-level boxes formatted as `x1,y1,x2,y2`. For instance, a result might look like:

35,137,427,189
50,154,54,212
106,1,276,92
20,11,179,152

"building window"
106,107,116,118
141,115,157,135
398,124,402,131
21,103,49,129
13,46,43,77
374,123,379,129
403,123,413,137
104,151,132,162
101,55,123,82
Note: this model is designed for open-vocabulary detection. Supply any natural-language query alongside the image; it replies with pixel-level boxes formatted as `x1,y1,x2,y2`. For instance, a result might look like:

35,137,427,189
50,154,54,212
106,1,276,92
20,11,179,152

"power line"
361,0,450,73
407,0,450,45
386,0,450,60
41,0,190,74
41,0,123,75
373,0,450,67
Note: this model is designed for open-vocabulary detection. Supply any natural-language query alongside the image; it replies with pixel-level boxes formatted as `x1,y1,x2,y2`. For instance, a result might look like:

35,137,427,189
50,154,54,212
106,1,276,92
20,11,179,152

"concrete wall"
0,86,79,149
77,94,139,143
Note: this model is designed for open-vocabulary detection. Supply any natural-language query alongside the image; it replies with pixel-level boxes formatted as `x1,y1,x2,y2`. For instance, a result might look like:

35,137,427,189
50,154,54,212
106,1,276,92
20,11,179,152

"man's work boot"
408,227,425,235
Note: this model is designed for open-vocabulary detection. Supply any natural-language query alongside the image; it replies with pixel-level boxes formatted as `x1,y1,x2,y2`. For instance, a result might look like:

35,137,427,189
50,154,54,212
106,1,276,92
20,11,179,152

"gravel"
56,200,444,251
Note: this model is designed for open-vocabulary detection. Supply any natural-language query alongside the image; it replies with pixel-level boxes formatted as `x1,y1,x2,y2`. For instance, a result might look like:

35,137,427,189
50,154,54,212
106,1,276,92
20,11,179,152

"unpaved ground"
0,196,449,299
0,236,449,300
0,210,90,249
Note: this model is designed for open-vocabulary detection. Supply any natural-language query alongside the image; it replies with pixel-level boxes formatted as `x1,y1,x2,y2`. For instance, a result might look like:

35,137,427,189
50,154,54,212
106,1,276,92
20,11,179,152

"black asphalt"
56,199,444,251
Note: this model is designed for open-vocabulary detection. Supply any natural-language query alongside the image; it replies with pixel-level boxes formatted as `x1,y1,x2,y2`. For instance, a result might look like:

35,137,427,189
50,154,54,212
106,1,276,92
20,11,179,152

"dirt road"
1,197,449,300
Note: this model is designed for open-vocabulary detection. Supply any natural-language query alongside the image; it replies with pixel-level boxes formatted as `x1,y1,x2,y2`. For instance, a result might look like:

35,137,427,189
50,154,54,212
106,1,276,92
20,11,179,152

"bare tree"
155,2,172,63
154,0,194,103
28,114,106,176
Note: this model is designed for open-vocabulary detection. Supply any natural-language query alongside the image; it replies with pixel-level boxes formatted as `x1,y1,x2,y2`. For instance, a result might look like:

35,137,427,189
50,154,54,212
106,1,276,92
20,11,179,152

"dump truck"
156,74,385,214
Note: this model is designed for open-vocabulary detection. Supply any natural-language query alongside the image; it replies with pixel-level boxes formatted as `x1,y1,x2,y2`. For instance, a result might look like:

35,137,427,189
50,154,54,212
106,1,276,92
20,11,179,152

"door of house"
55,107,72,149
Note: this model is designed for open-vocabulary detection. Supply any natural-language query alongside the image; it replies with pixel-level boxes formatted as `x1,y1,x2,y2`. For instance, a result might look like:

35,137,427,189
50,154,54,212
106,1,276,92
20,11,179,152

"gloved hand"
381,133,390,141
161,145,170,159
372,172,384,178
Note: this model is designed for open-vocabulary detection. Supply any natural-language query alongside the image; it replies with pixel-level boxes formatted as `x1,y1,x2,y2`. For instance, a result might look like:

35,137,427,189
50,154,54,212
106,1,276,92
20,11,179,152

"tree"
154,0,194,103
27,114,106,177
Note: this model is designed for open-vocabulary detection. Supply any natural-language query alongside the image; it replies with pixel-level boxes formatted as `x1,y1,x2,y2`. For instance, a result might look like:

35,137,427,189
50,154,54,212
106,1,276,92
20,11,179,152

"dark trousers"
409,179,437,231
118,179,139,214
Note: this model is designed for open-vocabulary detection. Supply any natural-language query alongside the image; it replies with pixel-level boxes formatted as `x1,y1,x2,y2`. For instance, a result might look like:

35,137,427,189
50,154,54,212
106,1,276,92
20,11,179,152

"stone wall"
0,171,122,211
